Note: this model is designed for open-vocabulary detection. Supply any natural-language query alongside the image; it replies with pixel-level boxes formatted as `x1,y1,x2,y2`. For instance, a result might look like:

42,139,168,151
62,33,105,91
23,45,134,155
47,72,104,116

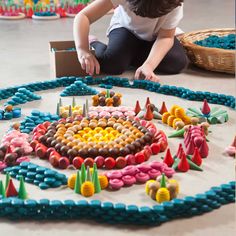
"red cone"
163,148,174,167
6,179,18,197
145,97,151,109
176,144,183,158
186,138,195,155
134,100,141,115
159,102,168,115
178,152,190,172
191,147,202,166
144,104,154,121
198,138,209,158
202,99,211,115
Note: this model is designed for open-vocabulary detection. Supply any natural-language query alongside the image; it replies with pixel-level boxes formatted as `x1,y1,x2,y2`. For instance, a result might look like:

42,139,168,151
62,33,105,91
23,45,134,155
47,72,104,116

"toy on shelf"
225,136,236,157
0,105,21,120
187,99,229,124
32,11,60,20
68,163,103,197
135,98,162,121
105,161,175,191
92,90,122,107
163,145,203,172
31,115,168,169
0,130,33,170
3,162,67,189
60,80,98,96
184,125,209,158
162,105,191,129
145,173,179,203
88,106,135,118
0,1,25,20
5,88,41,106
56,97,83,118
63,0,89,17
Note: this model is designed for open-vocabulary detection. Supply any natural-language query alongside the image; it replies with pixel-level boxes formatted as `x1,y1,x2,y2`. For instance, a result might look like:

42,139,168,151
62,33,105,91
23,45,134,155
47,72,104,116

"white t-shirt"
107,0,183,41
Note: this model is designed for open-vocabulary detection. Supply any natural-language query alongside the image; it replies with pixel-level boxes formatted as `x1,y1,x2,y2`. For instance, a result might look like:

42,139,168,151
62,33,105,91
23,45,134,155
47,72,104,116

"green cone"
86,166,91,181
172,158,180,170
92,163,97,182
106,89,110,98
80,163,86,184
188,107,203,116
86,99,89,113
18,176,27,200
168,128,185,138
153,111,162,120
5,173,10,190
69,105,72,117
82,104,86,117
56,103,60,116
74,170,82,194
0,180,6,198
188,159,203,171
93,170,101,193
59,98,62,107
160,173,167,188
72,97,76,108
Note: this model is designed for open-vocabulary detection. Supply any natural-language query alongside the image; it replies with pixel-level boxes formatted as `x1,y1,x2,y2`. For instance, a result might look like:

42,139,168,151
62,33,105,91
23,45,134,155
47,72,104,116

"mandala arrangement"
0,76,235,225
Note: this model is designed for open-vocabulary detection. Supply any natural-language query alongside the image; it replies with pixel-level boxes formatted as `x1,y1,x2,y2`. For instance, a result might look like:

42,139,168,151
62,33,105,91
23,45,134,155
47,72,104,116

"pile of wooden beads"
162,105,191,129
88,106,135,118
145,174,179,203
104,161,175,190
92,90,122,107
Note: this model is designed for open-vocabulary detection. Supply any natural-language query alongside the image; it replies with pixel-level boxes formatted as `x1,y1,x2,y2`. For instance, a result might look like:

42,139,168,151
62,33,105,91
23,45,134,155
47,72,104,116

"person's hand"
134,63,159,82
77,49,100,75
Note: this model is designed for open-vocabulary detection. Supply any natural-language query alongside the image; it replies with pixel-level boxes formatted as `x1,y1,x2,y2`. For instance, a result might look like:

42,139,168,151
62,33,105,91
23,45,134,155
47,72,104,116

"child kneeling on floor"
73,0,188,81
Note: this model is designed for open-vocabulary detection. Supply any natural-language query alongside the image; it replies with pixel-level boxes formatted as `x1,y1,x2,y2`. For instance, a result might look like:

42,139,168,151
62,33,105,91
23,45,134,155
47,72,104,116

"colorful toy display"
184,125,209,158
135,98,162,121
105,161,175,190
31,116,168,169
88,106,135,118
92,90,122,107
60,80,98,97
0,105,21,120
68,163,104,197
5,88,41,106
145,174,179,203
32,11,60,20
0,75,235,226
163,145,203,172
162,105,191,129
194,34,235,50
187,99,229,124
3,162,67,189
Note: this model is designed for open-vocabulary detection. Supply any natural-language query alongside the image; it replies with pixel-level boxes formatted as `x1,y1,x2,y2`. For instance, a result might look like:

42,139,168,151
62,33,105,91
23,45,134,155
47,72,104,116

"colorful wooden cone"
199,139,209,158
178,152,190,172
59,98,62,107
186,139,195,155
202,99,211,115
92,163,97,182
144,104,154,121
86,99,89,113
72,97,76,108
168,128,185,138
86,166,91,181
145,97,151,109
191,147,202,166
163,148,174,167
188,158,203,171
56,103,60,116
18,176,27,200
160,173,167,188
5,173,10,190
176,144,183,158
6,179,18,197
80,163,86,183
74,170,82,194
134,100,141,115
159,101,168,115
0,180,6,198
93,170,101,193
172,158,180,170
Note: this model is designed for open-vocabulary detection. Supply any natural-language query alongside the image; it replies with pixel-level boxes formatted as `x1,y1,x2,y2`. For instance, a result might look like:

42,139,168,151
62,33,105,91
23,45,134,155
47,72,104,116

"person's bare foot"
88,35,98,44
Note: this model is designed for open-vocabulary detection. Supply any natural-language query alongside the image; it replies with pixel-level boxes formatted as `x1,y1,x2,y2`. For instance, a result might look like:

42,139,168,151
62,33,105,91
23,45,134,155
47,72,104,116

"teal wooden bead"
39,182,50,190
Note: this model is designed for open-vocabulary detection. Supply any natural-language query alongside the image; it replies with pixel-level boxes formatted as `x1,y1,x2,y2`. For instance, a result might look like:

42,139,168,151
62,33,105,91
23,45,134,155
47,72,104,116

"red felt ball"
104,157,116,169
94,156,105,168
72,156,84,169
135,152,145,164
115,156,127,169
58,156,70,169
84,157,94,168
49,155,60,168
142,149,151,161
125,154,136,165
150,143,160,155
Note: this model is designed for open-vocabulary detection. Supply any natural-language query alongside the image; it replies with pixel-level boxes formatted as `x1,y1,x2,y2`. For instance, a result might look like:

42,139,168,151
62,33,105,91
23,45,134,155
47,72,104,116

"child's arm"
134,28,176,81
73,0,113,75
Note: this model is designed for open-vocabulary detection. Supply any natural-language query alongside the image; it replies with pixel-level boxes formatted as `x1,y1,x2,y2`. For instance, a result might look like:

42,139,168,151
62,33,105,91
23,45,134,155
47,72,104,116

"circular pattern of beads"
33,116,154,160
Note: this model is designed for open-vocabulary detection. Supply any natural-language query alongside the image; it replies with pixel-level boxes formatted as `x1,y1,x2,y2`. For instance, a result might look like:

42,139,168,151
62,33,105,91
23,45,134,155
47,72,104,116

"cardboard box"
49,40,88,78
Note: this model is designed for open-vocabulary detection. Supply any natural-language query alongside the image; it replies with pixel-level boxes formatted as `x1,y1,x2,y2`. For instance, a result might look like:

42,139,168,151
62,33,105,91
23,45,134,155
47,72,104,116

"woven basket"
181,28,235,74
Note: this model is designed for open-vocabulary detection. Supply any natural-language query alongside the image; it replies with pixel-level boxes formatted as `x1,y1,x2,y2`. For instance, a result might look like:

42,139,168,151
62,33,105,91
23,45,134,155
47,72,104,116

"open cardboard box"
49,40,89,78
